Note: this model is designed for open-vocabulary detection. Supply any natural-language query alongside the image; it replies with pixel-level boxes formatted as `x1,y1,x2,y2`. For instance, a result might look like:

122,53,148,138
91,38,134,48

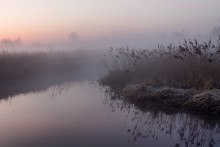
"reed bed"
0,50,85,81
100,36,220,90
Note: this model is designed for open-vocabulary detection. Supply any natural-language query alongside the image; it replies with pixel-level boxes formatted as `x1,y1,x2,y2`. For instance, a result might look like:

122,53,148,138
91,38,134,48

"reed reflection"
103,87,220,147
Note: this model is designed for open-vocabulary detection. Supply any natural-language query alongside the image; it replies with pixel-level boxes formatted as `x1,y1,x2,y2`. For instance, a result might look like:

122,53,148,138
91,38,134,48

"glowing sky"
0,0,220,42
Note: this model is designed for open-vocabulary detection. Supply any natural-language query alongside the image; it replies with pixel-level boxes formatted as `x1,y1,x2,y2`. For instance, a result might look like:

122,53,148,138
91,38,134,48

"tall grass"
100,36,220,90
0,50,85,81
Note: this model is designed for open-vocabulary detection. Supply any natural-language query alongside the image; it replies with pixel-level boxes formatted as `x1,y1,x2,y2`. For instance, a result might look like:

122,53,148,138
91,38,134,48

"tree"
1,38,13,46
14,37,22,46
0,38,22,46
211,27,220,37
68,32,79,42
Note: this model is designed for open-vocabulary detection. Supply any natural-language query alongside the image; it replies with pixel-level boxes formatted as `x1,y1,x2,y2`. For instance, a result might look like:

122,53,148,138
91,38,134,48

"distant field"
0,50,86,81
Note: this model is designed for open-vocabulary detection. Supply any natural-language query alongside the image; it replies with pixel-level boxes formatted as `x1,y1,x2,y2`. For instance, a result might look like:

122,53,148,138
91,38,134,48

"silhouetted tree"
68,32,79,42
211,26,220,37
171,31,186,39
0,38,22,47
1,38,13,46
14,37,22,46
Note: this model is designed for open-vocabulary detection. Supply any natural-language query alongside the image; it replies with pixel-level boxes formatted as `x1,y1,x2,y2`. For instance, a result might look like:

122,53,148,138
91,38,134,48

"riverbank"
99,37,220,116
0,50,90,81
104,82,220,115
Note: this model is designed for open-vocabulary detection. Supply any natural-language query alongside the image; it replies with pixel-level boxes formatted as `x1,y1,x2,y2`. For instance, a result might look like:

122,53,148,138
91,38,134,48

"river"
0,77,219,147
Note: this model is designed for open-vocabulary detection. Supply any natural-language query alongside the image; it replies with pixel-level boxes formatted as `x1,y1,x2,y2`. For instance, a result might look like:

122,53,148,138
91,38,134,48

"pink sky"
0,0,220,43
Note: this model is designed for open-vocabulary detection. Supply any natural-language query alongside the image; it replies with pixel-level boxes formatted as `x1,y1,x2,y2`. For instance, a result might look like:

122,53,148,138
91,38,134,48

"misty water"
0,76,220,147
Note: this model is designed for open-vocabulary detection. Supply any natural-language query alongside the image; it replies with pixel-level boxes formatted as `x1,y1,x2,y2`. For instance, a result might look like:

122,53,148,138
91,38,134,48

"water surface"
0,79,219,147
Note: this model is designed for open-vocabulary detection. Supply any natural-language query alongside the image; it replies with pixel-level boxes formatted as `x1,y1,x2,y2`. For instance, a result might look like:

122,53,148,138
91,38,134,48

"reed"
100,36,220,90
0,50,84,81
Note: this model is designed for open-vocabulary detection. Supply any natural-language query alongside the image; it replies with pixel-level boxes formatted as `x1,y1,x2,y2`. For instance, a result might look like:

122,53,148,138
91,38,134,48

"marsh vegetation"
1,36,220,147
0,49,96,81
100,36,220,115
101,35,220,90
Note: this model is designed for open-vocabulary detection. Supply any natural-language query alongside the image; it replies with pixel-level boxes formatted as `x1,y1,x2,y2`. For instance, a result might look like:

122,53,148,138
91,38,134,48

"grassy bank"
100,36,220,115
0,50,86,81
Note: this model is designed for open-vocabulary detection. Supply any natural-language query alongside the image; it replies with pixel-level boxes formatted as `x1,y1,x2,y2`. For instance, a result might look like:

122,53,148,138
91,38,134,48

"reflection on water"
0,73,84,100
103,88,220,147
0,79,220,147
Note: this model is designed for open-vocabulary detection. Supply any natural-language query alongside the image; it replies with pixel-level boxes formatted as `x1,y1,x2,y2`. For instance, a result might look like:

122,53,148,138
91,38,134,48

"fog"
1,26,219,83
1,0,220,147
1,25,220,54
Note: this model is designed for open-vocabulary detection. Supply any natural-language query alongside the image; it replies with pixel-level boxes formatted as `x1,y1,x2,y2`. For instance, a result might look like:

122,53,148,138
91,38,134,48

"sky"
0,0,220,43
